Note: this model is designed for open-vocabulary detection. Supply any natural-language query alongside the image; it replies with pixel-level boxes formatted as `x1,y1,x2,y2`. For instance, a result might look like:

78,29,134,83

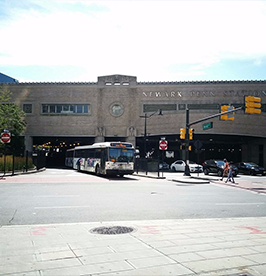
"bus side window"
87,149,93,158
95,149,101,158
102,148,107,163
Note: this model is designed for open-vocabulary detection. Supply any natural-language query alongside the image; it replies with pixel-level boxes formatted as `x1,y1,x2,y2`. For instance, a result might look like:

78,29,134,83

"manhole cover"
90,226,135,235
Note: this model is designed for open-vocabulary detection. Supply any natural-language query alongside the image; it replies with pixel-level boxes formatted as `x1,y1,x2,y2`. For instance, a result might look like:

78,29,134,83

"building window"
42,104,90,114
23,104,33,114
187,104,220,110
143,104,177,113
178,104,186,110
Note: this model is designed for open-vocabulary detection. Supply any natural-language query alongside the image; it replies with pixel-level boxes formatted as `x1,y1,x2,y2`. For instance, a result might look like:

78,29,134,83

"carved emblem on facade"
110,102,124,117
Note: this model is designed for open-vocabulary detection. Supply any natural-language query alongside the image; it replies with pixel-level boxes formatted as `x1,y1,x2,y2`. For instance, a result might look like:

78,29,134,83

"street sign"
194,139,203,150
159,140,168,150
202,122,213,130
0,132,11,143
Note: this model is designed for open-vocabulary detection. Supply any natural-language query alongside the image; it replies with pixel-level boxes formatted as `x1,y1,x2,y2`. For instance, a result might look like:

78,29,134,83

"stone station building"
2,74,266,167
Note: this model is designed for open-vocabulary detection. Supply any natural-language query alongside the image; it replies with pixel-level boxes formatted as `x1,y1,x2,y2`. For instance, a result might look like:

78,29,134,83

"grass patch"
0,155,35,172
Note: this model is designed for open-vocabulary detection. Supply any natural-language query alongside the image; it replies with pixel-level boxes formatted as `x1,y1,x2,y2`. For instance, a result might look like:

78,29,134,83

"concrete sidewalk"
1,217,266,276
134,171,266,194
192,175,266,195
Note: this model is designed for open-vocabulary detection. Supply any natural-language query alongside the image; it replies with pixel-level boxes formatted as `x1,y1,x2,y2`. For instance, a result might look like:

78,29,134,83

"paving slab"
1,217,266,276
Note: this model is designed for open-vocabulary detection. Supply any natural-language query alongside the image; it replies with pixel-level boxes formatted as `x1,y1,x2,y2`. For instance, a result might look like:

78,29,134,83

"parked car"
234,162,266,176
159,162,170,170
203,160,238,177
170,160,203,173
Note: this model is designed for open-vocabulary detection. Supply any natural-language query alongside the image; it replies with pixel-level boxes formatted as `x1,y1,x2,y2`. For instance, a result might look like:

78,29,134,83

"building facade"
2,74,266,166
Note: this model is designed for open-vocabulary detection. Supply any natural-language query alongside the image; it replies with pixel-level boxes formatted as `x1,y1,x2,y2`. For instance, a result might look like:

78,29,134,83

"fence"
134,158,164,177
0,151,38,176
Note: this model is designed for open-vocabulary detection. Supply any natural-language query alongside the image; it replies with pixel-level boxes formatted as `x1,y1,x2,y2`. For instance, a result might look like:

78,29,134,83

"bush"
0,155,35,172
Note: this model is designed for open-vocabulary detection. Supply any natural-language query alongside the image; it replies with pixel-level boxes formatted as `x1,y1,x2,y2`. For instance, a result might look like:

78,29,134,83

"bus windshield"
109,148,134,162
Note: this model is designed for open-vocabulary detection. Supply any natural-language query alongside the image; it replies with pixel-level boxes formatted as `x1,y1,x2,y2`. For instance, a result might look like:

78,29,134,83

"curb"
133,173,209,183
133,173,166,179
171,177,210,184
0,167,46,178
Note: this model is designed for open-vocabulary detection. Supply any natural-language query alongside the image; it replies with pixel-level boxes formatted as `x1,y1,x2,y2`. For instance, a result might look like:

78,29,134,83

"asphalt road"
0,169,266,226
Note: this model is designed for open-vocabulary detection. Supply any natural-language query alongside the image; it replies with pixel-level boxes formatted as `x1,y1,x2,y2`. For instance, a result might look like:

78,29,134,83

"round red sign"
1,132,11,143
159,140,168,150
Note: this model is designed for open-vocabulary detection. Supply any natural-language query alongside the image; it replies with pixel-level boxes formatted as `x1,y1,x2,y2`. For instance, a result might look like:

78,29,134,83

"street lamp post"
140,109,163,159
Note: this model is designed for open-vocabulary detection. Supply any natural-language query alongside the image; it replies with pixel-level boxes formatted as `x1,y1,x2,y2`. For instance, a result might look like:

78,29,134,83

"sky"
1,0,266,83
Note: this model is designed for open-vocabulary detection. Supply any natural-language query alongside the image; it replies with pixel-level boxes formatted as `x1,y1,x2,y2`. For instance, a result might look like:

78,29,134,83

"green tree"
0,86,26,153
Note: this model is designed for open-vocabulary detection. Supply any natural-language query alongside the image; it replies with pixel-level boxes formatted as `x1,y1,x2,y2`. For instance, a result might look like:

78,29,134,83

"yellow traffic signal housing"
245,96,261,114
220,105,229,120
189,128,194,140
188,145,192,151
180,128,185,139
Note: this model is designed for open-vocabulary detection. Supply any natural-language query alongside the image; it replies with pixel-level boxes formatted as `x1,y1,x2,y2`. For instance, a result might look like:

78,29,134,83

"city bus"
65,142,135,176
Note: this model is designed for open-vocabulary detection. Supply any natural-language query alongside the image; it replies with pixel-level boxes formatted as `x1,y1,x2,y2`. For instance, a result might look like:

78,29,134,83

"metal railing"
134,158,165,178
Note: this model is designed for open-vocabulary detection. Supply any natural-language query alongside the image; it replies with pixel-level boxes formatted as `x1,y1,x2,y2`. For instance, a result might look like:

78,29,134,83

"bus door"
100,148,107,170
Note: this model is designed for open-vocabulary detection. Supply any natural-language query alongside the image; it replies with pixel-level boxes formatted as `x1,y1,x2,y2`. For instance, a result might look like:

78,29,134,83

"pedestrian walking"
220,158,229,181
225,162,235,183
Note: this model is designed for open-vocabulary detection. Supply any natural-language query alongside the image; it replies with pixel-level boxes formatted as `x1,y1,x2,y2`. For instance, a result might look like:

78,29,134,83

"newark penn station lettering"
143,90,266,98
1,73,266,168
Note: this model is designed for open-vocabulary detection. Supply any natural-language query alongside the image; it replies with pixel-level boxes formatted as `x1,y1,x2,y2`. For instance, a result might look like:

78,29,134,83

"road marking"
236,226,266,234
34,205,90,209
215,202,265,206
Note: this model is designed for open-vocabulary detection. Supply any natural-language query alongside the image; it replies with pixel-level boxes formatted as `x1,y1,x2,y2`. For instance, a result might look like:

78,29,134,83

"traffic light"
245,96,261,114
189,128,194,140
180,128,185,139
220,105,229,120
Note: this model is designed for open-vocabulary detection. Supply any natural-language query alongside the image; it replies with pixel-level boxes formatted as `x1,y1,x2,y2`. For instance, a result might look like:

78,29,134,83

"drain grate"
90,226,135,235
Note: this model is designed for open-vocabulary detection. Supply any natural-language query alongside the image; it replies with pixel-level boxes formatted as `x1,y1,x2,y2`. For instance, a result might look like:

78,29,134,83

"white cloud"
1,0,266,81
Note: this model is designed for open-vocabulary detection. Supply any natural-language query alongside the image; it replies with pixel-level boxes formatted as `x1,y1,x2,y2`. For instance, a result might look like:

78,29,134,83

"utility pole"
184,108,190,176
182,106,244,176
